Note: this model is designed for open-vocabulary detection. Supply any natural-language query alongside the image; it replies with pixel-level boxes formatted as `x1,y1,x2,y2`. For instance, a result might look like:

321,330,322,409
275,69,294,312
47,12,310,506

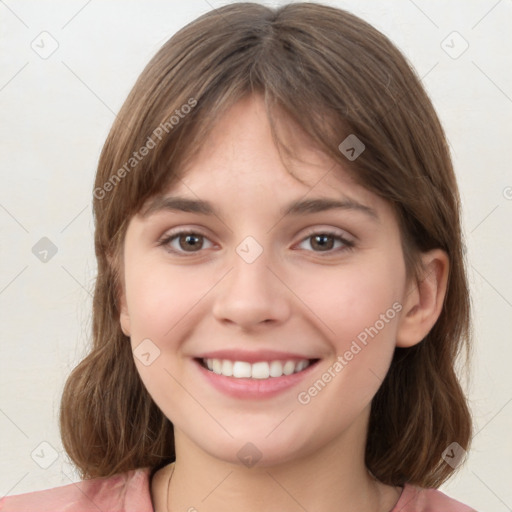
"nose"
211,241,292,331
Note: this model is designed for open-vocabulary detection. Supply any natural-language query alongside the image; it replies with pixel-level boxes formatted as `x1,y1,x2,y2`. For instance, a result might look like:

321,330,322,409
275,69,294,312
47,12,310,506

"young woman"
1,3,477,511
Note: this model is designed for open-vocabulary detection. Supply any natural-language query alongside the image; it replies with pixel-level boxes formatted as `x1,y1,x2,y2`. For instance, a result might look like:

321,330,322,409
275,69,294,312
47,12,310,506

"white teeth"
232,361,252,378
212,359,222,374
202,358,312,379
283,361,295,375
269,360,283,377
251,362,270,379
221,359,233,377
296,360,307,372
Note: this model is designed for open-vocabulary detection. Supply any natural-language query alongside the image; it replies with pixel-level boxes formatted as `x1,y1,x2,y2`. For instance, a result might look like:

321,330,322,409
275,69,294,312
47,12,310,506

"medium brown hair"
60,2,473,487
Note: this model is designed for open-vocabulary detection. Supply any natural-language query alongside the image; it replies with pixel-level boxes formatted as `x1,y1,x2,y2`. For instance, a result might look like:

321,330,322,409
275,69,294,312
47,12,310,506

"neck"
163,410,401,512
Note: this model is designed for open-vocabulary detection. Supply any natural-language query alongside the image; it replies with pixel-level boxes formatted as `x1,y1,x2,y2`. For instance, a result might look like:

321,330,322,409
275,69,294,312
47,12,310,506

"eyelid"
299,226,355,244
158,225,355,256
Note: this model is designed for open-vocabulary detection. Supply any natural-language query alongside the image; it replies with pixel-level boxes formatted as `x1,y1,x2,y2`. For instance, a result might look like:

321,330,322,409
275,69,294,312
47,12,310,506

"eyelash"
157,228,355,257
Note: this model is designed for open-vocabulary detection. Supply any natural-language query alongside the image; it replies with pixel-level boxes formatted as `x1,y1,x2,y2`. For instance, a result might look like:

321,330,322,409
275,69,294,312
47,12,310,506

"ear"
396,249,449,348
107,250,131,337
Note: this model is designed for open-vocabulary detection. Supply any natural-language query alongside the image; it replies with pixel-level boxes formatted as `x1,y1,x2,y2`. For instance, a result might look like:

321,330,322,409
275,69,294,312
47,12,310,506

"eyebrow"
141,195,379,221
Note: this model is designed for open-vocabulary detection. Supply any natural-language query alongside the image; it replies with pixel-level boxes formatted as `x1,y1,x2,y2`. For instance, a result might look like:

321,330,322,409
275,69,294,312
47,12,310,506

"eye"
158,230,214,255
158,228,354,256
296,229,354,254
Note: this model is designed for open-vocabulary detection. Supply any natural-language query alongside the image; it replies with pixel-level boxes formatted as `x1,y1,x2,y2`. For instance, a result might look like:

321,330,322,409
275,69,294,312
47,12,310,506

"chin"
186,426,319,470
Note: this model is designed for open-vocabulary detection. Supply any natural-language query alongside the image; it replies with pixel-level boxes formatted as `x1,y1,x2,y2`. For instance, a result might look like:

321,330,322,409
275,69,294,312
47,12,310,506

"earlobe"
396,249,449,348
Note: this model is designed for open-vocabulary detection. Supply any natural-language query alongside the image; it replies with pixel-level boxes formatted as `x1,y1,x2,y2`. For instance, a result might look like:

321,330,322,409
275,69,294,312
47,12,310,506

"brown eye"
297,230,354,254
159,231,214,255
178,233,204,252
310,234,335,251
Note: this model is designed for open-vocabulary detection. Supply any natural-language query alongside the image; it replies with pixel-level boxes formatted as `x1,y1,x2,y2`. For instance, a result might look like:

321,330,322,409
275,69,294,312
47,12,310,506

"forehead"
153,95,384,210
137,94,395,226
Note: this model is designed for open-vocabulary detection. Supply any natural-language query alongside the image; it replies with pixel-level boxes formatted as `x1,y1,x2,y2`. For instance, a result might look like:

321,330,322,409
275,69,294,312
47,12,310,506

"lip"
193,357,320,400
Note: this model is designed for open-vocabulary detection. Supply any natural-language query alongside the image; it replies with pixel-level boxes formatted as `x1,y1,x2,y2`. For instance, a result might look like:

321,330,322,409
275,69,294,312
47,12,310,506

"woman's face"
119,94,410,467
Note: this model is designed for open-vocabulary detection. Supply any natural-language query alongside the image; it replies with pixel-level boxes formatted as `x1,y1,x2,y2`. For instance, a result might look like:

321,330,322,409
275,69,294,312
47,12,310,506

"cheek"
125,263,201,340
296,258,404,349
293,266,404,417
124,262,197,418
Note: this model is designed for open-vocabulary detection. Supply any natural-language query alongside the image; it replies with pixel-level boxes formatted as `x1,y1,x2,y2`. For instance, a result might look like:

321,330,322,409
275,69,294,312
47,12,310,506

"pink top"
0,467,478,511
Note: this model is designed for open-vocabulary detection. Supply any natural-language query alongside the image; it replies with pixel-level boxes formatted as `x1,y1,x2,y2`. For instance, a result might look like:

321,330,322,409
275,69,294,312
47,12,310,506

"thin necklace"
165,463,174,511
164,464,402,512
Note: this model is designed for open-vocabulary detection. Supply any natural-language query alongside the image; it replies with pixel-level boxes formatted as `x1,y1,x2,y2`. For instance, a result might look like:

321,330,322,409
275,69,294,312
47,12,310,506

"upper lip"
195,349,320,363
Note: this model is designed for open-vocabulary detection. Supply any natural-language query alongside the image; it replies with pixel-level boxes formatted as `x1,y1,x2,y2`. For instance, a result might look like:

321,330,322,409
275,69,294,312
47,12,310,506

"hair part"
60,2,473,487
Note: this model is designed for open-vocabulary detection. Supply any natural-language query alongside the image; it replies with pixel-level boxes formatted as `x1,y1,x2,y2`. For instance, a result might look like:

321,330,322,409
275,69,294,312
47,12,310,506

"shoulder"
0,467,153,512
393,483,478,512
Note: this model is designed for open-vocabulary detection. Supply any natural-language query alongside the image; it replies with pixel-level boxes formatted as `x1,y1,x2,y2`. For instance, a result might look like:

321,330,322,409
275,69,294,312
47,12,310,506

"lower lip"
194,359,319,399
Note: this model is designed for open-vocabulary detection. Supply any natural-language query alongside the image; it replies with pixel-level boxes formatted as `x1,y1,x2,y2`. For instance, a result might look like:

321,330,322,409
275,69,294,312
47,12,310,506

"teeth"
221,360,233,377
283,361,295,375
296,360,307,372
203,358,312,379
232,361,252,378
251,362,270,379
269,360,283,377
212,359,222,374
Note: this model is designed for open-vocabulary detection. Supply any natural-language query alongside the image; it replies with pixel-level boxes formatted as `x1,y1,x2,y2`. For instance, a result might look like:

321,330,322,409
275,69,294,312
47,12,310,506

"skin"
118,94,449,512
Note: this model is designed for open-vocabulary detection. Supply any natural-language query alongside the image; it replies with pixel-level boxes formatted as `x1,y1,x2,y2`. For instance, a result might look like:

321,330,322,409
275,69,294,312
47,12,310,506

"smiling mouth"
196,358,320,379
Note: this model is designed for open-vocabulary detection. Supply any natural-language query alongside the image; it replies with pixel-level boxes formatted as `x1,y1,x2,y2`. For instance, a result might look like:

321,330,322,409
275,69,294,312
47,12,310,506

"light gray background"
1,1,511,510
